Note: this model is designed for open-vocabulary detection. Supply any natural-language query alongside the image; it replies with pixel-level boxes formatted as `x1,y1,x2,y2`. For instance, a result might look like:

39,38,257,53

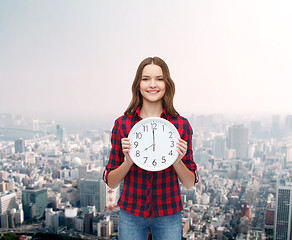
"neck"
140,101,164,118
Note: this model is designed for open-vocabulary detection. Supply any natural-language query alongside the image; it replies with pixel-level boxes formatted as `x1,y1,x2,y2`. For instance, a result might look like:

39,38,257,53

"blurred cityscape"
0,113,292,239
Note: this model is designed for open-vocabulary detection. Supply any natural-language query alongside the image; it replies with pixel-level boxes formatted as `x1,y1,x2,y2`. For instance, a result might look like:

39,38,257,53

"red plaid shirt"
103,106,198,218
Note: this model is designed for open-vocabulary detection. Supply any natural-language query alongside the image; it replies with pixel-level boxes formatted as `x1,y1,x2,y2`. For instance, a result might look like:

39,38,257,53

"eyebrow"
142,75,163,78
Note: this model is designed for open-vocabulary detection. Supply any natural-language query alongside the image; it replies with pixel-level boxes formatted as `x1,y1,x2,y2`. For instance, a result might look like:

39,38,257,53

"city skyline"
1,1,292,126
0,101,291,238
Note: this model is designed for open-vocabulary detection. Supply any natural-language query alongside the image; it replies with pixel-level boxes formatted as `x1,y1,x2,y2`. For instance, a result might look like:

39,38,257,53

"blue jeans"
119,209,182,240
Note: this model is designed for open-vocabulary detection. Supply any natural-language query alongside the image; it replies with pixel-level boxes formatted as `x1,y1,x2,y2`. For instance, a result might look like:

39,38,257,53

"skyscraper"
56,124,64,143
274,179,292,239
22,187,47,220
15,138,25,153
79,179,106,212
0,192,18,215
213,136,226,159
282,145,292,168
227,125,248,159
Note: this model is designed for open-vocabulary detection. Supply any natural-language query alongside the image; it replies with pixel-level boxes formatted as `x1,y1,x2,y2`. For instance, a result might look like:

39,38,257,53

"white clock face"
128,117,180,171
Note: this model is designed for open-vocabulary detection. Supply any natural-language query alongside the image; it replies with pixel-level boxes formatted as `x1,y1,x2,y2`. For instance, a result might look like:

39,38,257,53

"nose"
150,79,156,88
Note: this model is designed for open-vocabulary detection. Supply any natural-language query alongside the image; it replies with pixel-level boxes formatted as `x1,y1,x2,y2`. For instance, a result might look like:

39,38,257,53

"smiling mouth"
147,90,159,94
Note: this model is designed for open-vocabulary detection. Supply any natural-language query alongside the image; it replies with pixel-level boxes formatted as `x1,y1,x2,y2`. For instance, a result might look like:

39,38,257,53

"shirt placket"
145,171,153,217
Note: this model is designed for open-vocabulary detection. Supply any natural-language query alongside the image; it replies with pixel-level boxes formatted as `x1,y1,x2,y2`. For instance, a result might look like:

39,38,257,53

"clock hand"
152,126,155,151
143,143,155,152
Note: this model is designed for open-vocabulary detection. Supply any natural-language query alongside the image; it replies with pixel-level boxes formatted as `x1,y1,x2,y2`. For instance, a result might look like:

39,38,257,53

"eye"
158,78,164,81
142,78,149,81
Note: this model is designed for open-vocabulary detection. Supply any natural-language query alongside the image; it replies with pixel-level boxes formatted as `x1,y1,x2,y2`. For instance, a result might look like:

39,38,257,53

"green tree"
0,233,19,240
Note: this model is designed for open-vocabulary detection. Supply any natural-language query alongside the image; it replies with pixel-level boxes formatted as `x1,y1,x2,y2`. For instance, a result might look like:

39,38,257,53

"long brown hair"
124,57,179,117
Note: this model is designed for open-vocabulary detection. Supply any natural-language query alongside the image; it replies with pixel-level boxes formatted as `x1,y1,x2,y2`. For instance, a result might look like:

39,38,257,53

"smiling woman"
103,56,199,240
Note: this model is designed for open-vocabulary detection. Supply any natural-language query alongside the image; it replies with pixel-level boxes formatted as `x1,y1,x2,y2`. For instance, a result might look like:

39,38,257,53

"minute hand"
152,128,155,151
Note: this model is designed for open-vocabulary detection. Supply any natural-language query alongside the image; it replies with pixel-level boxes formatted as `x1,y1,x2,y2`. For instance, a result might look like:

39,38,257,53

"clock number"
169,131,173,138
134,141,138,148
143,125,148,132
151,122,157,130
143,157,148,164
162,125,165,132
169,150,173,156
162,156,166,163
136,132,142,139
152,159,157,166
170,141,174,147
135,150,140,157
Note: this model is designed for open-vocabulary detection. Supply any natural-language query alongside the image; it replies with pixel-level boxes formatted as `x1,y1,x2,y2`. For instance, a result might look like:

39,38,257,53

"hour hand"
143,143,155,152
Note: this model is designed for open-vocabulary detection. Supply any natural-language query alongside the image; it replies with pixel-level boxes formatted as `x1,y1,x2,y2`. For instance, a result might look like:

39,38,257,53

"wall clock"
128,117,180,171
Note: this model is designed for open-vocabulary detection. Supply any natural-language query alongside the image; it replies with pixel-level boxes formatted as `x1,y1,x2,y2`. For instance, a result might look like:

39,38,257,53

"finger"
176,144,187,155
122,143,131,149
121,138,130,143
121,140,131,148
121,139,130,144
177,141,187,151
178,138,187,145
177,142,187,150
122,148,131,154
176,148,184,156
122,142,131,148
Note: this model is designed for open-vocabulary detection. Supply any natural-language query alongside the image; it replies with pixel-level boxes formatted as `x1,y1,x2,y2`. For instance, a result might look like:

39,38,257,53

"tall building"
64,208,78,230
22,187,47,220
239,202,250,223
45,208,61,231
265,209,275,227
282,145,292,167
227,125,248,159
84,211,94,234
56,124,64,143
0,181,9,192
97,216,113,238
15,138,25,153
79,179,106,212
78,164,89,179
0,192,18,215
213,136,226,159
274,179,292,239
0,214,8,228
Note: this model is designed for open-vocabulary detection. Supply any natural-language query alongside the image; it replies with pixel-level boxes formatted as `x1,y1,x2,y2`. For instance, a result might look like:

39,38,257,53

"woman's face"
139,64,166,105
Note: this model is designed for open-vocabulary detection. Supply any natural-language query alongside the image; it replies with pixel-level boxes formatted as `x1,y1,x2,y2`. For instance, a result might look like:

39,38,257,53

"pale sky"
1,0,292,128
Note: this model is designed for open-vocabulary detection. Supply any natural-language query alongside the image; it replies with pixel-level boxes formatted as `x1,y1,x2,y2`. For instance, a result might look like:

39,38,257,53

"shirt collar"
160,108,169,120
134,105,169,120
134,106,142,119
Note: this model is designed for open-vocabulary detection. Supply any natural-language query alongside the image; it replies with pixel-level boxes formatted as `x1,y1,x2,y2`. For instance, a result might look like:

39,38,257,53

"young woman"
103,57,199,240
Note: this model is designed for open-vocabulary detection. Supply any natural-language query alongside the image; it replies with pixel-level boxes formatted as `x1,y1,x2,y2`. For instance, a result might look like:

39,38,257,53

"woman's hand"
121,138,134,167
173,138,188,167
